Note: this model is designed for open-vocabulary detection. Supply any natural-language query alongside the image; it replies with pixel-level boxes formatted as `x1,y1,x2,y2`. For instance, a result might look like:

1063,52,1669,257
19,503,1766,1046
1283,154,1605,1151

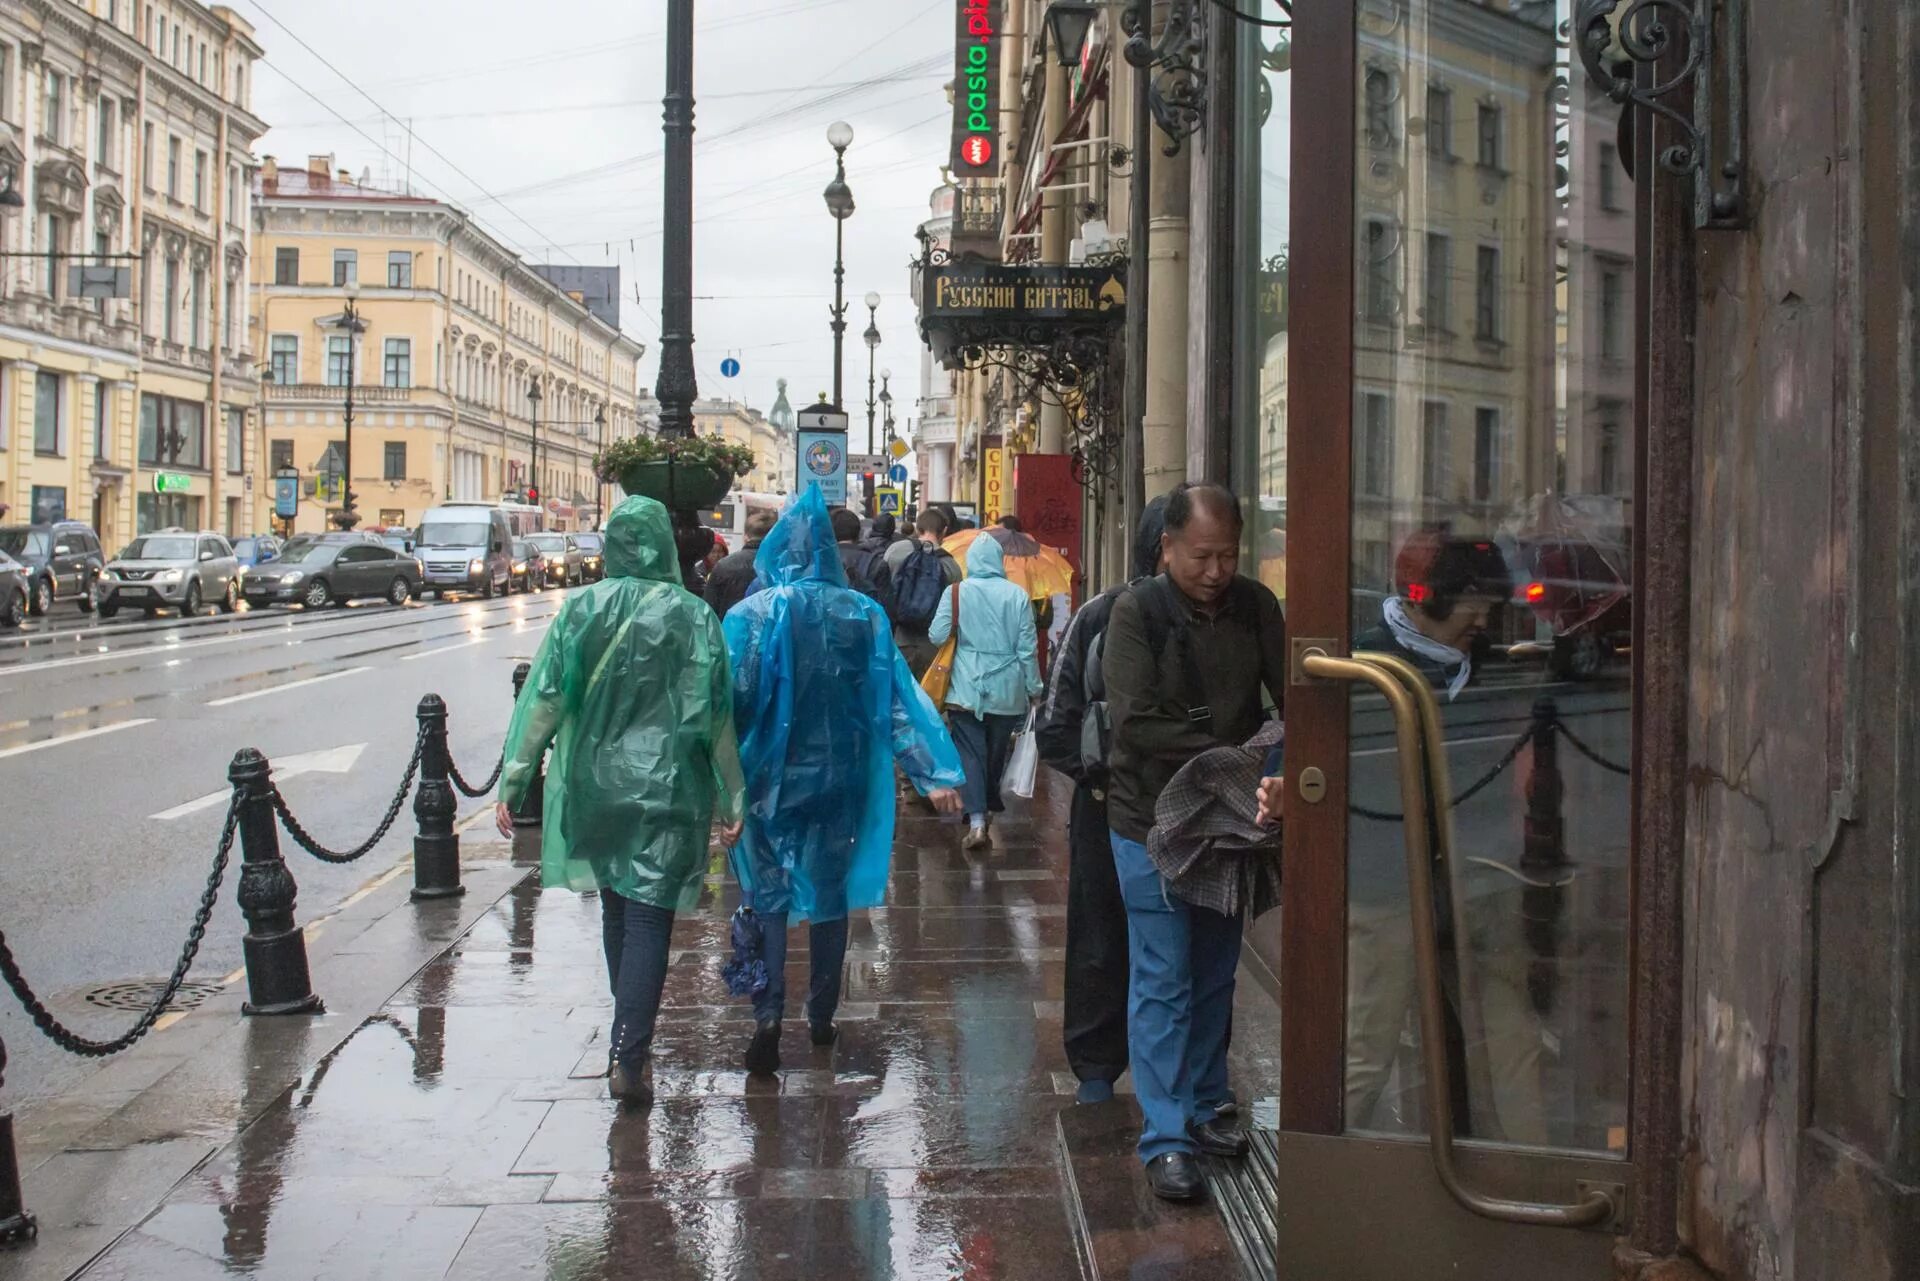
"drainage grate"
82,978,226,1013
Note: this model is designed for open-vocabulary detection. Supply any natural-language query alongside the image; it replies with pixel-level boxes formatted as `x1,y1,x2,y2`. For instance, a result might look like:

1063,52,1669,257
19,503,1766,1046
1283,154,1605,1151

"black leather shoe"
1145,1152,1204,1202
809,1020,839,1047
1189,1117,1250,1158
744,1021,782,1075
608,1059,654,1108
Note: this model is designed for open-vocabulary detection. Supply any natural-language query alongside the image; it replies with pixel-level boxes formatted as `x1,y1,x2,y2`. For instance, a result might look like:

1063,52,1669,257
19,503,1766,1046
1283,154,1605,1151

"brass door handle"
1301,649,1618,1231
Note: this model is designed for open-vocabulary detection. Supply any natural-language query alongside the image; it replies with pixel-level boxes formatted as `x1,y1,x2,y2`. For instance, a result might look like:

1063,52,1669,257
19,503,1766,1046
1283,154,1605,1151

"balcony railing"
264,383,421,403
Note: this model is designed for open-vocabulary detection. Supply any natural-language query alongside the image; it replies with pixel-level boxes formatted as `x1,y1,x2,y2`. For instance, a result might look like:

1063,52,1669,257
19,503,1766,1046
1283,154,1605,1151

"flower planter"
616,460,734,510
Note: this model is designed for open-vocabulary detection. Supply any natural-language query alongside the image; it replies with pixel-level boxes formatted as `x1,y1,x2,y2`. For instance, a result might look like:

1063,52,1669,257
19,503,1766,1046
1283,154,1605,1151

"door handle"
1301,649,1618,1230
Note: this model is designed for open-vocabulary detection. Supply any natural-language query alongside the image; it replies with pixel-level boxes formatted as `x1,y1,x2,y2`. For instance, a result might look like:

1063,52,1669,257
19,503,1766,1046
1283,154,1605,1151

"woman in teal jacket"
495,495,745,1107
929,534,1043,847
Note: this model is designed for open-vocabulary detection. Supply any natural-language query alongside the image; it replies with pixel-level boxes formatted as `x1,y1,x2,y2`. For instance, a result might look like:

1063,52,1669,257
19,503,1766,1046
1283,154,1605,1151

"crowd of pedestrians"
495,480,1287,1203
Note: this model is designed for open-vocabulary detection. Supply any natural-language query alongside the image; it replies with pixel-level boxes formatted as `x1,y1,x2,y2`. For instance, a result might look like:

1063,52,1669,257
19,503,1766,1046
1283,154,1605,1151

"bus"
697,491,784,546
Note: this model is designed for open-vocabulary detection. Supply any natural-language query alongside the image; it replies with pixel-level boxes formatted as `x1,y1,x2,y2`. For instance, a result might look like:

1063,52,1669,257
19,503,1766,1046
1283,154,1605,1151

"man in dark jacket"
1035,497,1168,1104
1104,483,1287,1202
704,509,778,617
831,507,894,617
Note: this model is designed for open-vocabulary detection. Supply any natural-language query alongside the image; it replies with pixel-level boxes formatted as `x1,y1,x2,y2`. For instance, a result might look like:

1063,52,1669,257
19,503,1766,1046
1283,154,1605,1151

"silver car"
99,530,242,618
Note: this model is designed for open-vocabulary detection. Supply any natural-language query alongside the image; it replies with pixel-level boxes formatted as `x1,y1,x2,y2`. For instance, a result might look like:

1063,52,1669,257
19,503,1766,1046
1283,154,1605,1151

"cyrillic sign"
951,0,1002,177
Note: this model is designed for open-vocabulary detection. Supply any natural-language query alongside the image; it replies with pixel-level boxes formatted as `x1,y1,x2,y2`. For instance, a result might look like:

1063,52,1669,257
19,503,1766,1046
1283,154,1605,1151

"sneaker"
608,1058,654,1108
744,1020,782,1076
963,821,990,850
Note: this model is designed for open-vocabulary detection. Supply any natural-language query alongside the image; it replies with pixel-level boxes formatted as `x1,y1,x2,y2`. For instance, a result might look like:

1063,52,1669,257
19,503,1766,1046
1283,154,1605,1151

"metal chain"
1349,721,1538,823
274,725,427,864
0,795,239,1057
448,751,504,798
1551,717,1632,776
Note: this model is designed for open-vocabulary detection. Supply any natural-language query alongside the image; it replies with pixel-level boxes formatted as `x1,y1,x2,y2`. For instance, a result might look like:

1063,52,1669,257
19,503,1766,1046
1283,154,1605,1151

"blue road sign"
888,463,909,484
719,357,741,378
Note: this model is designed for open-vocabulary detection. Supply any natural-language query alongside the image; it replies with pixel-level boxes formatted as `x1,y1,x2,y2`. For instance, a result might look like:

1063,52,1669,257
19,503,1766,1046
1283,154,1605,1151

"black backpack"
892,544,951,629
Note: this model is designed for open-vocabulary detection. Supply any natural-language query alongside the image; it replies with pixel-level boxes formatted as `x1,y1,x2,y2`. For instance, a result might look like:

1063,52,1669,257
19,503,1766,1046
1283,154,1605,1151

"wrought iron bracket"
1575,0,1747,230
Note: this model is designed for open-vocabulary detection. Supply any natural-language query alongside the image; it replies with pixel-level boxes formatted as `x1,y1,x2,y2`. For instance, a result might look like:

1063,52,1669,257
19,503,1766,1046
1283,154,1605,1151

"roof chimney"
338,169,352,185
307,154,333,179
261,155,278,186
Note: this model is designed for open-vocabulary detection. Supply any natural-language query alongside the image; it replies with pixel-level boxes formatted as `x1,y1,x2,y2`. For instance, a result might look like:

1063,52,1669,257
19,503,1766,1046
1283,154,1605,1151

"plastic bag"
1006,707,1040,799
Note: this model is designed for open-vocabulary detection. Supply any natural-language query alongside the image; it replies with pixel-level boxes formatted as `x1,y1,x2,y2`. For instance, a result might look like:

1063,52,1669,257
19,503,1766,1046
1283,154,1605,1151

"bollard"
411,695,466,901
510,662,544,828
1520,696,1568,1014
231,750,324,1017
0,1033,35,1247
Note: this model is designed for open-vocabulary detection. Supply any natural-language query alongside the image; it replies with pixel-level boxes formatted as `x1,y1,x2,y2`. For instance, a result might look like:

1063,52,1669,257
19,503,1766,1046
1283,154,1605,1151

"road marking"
400,637,489,662
208,667,372,708
0,718,154,760
153,742,368,820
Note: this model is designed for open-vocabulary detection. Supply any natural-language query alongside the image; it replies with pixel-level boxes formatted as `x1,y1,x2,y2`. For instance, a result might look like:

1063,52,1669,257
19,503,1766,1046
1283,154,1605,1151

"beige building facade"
0,0,263,552
252,157,648,536
692,395,792,495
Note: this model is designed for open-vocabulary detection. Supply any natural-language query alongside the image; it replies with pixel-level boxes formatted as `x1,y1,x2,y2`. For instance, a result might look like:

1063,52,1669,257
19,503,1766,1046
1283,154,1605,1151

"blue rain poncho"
500,495,745,909
723,486,965,921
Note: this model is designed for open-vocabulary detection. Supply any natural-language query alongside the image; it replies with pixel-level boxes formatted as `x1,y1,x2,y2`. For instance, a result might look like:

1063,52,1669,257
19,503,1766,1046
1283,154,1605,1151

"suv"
100,530,242,618
0,551,27,628
0,520,107,616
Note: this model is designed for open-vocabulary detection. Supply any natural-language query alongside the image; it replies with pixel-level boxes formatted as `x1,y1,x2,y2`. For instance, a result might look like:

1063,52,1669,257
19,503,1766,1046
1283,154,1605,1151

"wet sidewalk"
58,779,1278,1280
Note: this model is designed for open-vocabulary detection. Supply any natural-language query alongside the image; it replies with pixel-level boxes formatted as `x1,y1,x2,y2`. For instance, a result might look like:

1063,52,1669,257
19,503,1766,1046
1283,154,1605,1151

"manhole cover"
82,979,225,1013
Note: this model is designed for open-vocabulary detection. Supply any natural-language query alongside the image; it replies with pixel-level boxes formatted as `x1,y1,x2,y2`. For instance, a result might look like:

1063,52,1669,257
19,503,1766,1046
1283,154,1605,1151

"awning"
1005,52,1111,250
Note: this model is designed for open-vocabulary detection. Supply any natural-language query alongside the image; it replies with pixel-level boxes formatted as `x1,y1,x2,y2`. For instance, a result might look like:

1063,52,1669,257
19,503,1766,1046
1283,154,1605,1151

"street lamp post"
823,122,855,410
332,296,366,529
527,381,543,508
862,293,881,454
657,0,698,439
879,372,894,456
593,406,607,527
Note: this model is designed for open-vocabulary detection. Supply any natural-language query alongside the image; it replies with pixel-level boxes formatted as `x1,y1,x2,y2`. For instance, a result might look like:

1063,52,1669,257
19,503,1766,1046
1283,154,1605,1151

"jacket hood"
754,485,849,589
966,533,1008,580
1133,495,1171,580
602,496,683,585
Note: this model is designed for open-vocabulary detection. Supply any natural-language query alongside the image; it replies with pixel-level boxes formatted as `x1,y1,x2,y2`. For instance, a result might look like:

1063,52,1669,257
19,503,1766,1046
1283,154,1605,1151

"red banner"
1014,451,1082,596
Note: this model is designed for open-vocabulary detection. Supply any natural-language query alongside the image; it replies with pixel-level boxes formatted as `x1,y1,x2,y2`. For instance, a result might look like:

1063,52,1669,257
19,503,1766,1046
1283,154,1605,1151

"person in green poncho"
495,495,746,1108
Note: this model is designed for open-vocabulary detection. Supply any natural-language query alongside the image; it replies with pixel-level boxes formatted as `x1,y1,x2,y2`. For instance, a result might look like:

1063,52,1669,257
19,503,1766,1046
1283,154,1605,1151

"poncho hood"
603,495,683,584
965,533,1008,580
754,486,848,589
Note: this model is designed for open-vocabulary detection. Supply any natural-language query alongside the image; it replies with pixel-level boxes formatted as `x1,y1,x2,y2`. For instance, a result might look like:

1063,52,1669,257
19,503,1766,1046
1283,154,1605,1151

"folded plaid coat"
1147,719,1284,919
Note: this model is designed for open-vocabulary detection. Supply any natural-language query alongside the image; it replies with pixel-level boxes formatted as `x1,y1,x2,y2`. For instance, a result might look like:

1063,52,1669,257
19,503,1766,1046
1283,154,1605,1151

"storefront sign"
926,262,1125,323
950,0,1003,176
798,428,849,507
152,471,193,495
982,447,1006,524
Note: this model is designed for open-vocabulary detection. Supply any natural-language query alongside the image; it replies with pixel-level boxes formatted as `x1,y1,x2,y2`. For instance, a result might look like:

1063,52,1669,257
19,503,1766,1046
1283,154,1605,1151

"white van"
414,505,514,598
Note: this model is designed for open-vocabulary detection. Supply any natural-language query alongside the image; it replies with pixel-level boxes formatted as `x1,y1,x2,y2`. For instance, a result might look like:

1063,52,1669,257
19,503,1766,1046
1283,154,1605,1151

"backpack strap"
1135,576,1212,729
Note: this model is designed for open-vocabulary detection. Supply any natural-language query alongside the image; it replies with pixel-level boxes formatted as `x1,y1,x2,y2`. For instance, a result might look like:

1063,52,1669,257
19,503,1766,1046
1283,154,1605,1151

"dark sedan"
242,540,423,609
573,532,606,582
0,551,26,628
509,539,548,593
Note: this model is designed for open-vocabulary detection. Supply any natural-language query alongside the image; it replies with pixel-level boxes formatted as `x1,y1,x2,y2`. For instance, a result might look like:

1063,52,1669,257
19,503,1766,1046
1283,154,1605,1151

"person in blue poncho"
723,485,966,1075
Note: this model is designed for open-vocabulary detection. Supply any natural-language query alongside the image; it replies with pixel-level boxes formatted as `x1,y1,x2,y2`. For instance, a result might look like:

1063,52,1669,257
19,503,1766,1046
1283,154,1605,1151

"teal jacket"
929,535,1043,717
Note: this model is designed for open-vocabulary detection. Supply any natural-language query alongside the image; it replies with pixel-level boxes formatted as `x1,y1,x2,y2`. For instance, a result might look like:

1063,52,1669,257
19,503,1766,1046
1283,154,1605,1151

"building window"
1359,392,1392,497
34,371,62,455
1363,219,1396,324
1423,233,1451,333
1600,268,1625,361
1473,407,1501,503
43,69,64,145
142,122,153,189
1420,401,1449,499
1599,144,1621,211
30,486,67,524
193,149,206,210
162,256,179,341
1474,245,1501,341
198,44,207,84
383,441,407,481
1597,401,1625,495
224,279,236,348
274,246,298,285
226,408,245,474
269,439,295,471
190,267,205,348
139,394,206,469
1476,103,1502,169
166,136,180,198
332,249,357,287
383,338,411,388
94,384,110,460
269,334,297,385
1364,67,1395,149
0,48,12,127
96,94,115,169
326,335,352,387
387,251,411,288
44,215,63,298
1425,85,1452,159
227,163,240,224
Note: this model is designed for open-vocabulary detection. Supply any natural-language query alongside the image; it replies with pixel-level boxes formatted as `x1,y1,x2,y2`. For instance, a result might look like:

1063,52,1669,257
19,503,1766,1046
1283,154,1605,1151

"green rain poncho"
499,496,745,908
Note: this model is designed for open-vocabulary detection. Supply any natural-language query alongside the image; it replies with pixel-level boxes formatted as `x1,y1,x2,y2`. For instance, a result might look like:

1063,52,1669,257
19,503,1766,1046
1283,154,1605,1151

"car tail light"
1525,582,1547,602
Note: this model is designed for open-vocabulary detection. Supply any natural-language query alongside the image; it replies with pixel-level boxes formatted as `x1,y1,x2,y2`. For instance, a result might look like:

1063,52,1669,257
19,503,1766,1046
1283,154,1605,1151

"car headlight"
281,571,304,585
513,561,526,572
154,569,183,584
101,568,120,581
469,559,485,574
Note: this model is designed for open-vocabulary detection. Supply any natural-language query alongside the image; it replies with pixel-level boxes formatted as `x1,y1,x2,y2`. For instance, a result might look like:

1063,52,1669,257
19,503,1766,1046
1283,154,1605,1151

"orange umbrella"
942,526,1075,601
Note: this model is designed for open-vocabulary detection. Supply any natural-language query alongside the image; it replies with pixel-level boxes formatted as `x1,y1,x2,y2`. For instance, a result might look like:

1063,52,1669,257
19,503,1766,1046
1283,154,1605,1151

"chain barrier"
448,751,504,798
273,725,428,864
1552,717,1631,775
0,795,240,1057
1350,721,1538,823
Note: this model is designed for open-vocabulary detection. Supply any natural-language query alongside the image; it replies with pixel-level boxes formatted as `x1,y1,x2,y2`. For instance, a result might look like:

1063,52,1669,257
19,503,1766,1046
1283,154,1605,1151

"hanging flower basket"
594,434,756,511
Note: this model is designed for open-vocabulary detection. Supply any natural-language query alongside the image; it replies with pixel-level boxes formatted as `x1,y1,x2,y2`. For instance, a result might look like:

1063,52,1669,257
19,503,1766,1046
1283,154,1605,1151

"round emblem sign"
960,135,993,168
805,439,842,478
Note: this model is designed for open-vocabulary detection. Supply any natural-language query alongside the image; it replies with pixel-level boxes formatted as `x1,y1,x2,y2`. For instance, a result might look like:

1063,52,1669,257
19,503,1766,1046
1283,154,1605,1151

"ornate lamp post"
879,371,894,457
862,292,881,454
331,296,366,529
526,380,543,507
657,0,698,439
593,405,607,528
823,122,855,410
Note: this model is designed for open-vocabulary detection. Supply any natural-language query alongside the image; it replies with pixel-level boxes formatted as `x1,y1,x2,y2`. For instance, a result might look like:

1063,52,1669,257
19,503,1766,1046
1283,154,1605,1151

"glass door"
1274,0,1637,1273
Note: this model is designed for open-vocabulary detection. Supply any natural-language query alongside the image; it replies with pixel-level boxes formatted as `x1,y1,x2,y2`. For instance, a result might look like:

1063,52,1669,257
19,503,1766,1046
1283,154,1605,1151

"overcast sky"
233,0,954,442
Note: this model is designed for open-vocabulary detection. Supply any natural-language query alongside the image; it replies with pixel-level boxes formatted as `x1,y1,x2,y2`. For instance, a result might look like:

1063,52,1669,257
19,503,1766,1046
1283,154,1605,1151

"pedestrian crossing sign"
875,486,902,516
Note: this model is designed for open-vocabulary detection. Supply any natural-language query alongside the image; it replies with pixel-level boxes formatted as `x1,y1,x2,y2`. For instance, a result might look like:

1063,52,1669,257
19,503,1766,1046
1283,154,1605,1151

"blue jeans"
951,709,1022,819
750,911,850,1027
600,890,676,1070
1111,832,1245,1163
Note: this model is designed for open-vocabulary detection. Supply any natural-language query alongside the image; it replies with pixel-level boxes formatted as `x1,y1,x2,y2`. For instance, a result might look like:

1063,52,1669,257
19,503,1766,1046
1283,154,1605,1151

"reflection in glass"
1241,21,1293,605
1341,0,1634,1157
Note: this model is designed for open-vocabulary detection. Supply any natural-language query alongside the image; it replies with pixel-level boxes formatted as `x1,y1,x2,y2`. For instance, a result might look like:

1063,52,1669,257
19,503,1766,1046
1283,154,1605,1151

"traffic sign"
890,438,909,460
797,427,849,506
273,469,300,520
888,463,909,484
719,357,741,378
847,453,888,474
875,486,902,516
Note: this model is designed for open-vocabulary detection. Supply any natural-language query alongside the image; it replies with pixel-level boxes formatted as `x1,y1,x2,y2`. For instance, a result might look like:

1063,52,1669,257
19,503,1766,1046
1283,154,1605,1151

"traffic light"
527,486,540,506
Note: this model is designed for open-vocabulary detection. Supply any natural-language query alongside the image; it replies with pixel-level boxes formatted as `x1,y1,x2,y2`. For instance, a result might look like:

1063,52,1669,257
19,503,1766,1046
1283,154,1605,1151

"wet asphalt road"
0,587,570,1104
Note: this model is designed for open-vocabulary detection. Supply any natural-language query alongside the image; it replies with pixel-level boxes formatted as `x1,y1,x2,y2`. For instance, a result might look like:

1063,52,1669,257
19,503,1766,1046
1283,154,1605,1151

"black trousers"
1064,783,1131,1086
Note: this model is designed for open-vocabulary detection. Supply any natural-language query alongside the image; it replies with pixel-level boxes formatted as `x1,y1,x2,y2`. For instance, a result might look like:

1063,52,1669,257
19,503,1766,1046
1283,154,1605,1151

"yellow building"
1,0,264,550
693,395,791,495
252,156,648,536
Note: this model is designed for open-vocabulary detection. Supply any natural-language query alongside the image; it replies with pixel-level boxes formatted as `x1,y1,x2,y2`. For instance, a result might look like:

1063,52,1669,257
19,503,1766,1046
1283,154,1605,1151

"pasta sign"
951,0,1002,176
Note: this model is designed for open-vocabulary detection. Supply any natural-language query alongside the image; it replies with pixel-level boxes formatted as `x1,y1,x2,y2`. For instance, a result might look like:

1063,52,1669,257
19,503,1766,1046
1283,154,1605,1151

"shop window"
34,371,62,455
383,441,407,480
